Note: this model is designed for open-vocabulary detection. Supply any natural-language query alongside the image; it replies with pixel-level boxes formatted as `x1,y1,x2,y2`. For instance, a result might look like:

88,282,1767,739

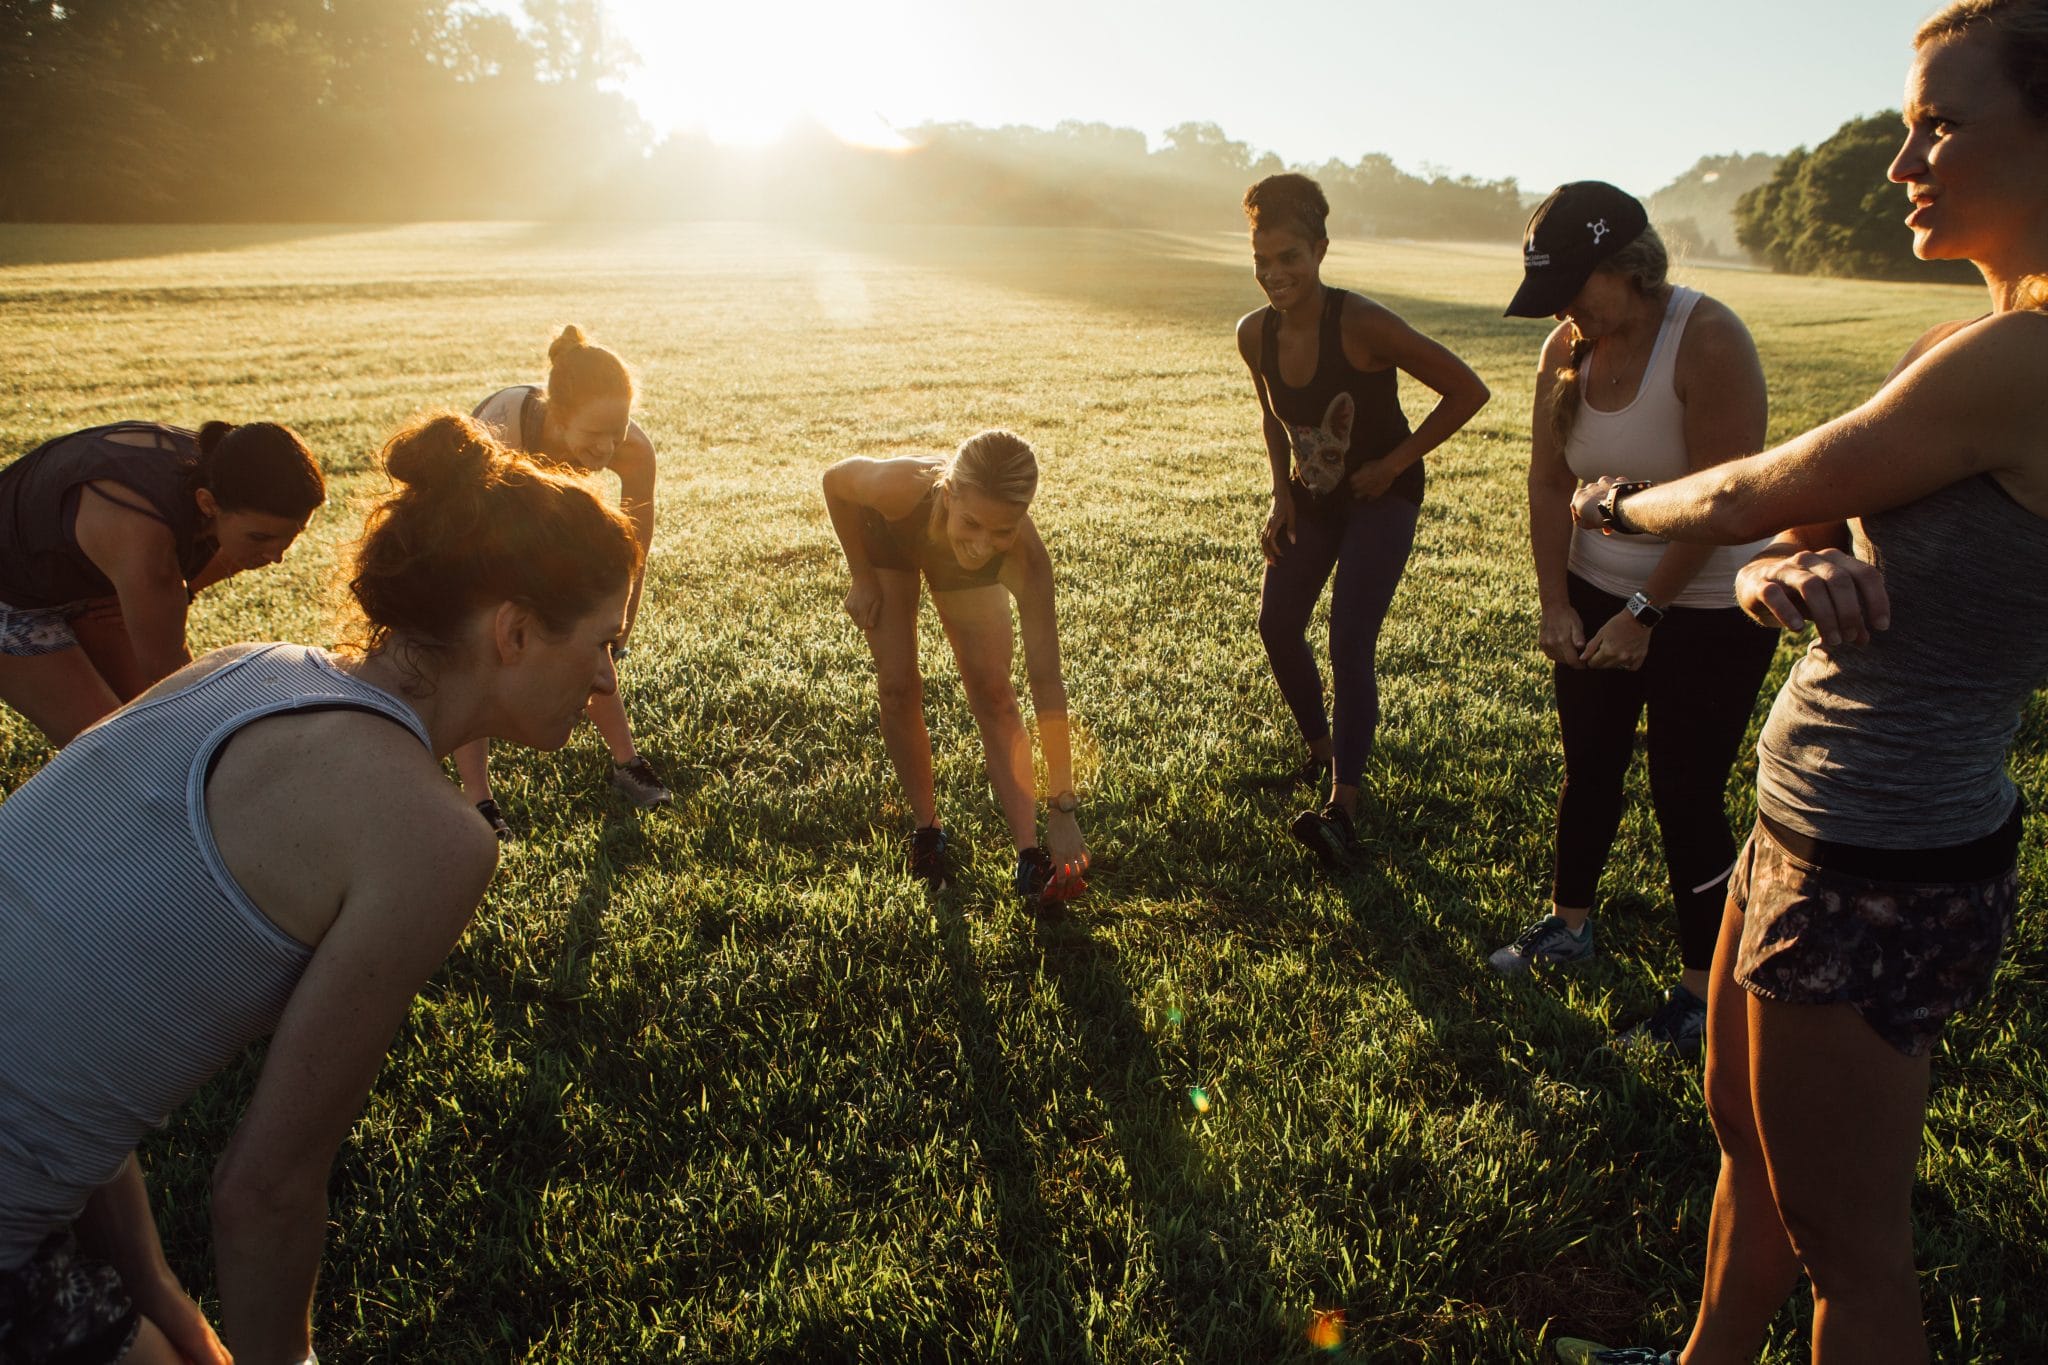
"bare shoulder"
618,420,656,469
823,455,941,519
1235,307,1269,365
1674,294,1763,385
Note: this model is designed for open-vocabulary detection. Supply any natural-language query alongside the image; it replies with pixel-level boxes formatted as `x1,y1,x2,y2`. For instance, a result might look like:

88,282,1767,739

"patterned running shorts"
1731,818,2017,1057
0,1229,138,1365
0,600,82,658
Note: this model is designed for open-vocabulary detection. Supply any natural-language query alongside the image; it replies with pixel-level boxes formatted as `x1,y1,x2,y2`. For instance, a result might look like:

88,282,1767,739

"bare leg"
865,569,936,829
586,687,638,764
934,585,1037,851
0,646,122,747
1681,900,1802,1364
117,1318,191,1365
1752,997,1931,1363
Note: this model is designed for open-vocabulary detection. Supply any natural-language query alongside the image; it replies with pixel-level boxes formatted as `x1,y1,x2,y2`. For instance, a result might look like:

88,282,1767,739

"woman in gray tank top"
0,415,638,1365
1559,4,2048,1362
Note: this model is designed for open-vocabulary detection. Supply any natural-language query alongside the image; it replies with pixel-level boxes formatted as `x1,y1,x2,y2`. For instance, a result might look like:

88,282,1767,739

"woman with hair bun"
0,420,325,746
823,430,1090,900
460,324,667,836
0,414,637,1365
1237,172,1490,867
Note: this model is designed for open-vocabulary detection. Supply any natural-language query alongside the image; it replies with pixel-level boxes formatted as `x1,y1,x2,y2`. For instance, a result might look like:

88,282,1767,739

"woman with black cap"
1491,181,1778,1053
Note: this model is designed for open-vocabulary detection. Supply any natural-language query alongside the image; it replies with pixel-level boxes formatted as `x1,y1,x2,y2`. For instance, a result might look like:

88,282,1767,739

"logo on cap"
1589,219,1610,244
1524,250,1551,268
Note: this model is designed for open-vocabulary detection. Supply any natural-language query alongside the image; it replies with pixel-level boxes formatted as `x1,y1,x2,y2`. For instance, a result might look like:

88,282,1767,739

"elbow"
1702,470,1781,544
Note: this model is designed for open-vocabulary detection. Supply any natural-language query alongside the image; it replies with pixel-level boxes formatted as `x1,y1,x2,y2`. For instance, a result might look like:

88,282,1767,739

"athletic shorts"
0,600,83,658
1731,814,2018,1057
0,1229,138,1365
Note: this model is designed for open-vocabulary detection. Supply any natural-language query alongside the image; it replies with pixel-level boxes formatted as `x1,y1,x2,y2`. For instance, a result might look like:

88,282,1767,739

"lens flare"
1308,1308,1346,1351
1189,1087,1211,1114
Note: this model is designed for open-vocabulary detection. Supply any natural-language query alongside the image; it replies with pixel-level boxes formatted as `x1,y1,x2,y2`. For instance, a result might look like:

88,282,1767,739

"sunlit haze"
600,0,1942,194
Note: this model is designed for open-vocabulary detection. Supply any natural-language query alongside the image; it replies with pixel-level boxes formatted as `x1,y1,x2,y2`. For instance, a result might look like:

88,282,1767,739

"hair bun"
195,420,236,456
548,324,589,364
382,413,500,493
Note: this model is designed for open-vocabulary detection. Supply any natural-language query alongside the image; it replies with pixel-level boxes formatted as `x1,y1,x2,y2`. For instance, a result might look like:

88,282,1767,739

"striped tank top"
0,645,429,1267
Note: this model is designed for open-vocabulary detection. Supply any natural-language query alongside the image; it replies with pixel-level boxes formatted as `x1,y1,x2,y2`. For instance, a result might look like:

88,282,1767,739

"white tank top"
1564,286,1772,608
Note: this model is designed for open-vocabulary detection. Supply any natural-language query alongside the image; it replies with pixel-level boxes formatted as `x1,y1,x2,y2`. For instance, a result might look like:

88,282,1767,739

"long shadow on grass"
935,903,1097,1362
1022,906,1296,1360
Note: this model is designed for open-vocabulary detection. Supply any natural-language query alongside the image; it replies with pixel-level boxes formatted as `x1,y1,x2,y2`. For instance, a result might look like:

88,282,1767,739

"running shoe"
1618,982,1708,1056
1554,1342,1677,1365
475,798,512,842
1014,845,1054,900
908,825,951,889
1487,914,1594,974
609,756,672,808
1288,802,1359,867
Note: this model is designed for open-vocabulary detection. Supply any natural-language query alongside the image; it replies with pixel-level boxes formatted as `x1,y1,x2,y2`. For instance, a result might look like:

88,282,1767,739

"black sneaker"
908,825,951,889
1555,1342,1679,1365
1619,982,1709,1056
1487,914,1594,975
609,756,672,808
475,798,512,842
1014,846,1054,901
1288,802,1359,867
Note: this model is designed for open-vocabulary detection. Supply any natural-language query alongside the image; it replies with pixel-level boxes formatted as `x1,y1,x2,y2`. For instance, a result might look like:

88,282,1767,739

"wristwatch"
1596,480,1655,535
1625,591,1666,628
1048,790,1080,815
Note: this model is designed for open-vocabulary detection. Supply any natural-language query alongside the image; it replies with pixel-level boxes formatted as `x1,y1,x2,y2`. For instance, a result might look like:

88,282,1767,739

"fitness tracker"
1597,480,1655,535
1049,790,1080,814
1625,591,1666,628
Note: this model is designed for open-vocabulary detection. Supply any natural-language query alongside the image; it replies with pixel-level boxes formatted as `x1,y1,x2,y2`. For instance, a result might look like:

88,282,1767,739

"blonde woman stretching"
823,431,1090,900
459,325,667,836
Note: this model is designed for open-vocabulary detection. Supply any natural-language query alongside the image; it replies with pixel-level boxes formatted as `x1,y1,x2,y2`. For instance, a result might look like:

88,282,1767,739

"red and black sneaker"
908,825,952,889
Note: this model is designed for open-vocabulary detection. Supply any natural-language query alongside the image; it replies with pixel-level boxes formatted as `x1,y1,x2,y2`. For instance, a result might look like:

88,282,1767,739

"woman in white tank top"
1491,182,1779,1055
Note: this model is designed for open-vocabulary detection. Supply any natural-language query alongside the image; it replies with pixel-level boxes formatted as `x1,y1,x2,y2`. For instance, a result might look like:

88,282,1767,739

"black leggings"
1552,572,1779,971
1258,487,1420,789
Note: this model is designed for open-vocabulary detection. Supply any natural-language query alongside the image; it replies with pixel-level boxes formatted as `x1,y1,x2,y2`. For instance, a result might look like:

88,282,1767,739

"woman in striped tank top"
1560,3,2048,1361
0,415,638,1365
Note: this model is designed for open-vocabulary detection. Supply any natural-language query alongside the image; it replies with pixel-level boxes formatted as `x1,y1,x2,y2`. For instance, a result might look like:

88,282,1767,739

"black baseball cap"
1504,181,1650,318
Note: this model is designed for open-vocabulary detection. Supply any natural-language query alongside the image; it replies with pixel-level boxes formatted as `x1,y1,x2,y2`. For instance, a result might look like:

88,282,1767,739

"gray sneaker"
1619,982,1708,1055
609,756,672,808
1488,914,1594,975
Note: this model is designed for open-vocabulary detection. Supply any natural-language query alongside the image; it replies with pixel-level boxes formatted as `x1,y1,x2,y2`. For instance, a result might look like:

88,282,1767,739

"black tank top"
1258,288,1421,507
859,484,1006,592
0,424,212,608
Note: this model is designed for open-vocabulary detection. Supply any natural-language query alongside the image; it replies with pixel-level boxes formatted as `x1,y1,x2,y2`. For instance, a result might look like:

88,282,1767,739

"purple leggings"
1258,487,1420,788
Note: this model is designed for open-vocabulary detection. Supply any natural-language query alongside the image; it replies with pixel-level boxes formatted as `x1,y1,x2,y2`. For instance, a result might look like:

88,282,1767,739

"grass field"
1,222,2041,1363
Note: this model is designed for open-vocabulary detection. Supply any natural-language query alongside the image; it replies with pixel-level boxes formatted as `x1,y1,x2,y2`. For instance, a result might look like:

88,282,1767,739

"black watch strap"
1625,591,1666,627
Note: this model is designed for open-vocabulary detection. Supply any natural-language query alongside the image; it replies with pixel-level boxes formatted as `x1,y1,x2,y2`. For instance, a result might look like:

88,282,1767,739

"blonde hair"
545,324,634,417
936,429,1038,506
1546,226,1673,447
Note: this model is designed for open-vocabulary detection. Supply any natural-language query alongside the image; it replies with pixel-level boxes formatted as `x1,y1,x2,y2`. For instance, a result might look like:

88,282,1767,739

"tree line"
1734,112,1976,283
0,2,1525,238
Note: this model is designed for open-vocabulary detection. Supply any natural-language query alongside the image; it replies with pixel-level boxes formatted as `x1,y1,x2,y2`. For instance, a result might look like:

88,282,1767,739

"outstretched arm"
71,485,192,685
613,423,658,642
74,1154,231,1363
1004,521,1089,892
1237,311,1299,564
210,773,497,1365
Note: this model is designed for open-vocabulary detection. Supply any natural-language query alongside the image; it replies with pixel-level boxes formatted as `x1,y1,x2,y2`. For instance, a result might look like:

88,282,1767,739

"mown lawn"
1,222,2040,1362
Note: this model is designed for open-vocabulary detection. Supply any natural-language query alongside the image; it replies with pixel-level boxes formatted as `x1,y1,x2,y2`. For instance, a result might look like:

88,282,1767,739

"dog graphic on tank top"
1286,391,1355,496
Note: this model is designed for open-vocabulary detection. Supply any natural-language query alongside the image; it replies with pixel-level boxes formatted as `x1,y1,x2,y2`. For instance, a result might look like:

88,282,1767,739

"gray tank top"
1757,474,2048,848
0,645,429,1267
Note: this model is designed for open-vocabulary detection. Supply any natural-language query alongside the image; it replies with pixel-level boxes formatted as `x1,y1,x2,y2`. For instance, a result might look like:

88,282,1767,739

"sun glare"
609,0,924,151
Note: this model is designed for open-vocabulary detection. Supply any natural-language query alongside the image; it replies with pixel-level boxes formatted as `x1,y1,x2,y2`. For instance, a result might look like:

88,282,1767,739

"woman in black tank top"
823,431,1091,901
1235,174,1490,866
0,420,324,748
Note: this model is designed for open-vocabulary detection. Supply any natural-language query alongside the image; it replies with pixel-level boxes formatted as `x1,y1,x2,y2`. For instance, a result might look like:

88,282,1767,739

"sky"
594,0,1941,195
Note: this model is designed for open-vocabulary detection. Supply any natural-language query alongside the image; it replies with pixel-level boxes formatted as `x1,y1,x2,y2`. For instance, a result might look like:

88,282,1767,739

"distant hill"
1646,152,1782,259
